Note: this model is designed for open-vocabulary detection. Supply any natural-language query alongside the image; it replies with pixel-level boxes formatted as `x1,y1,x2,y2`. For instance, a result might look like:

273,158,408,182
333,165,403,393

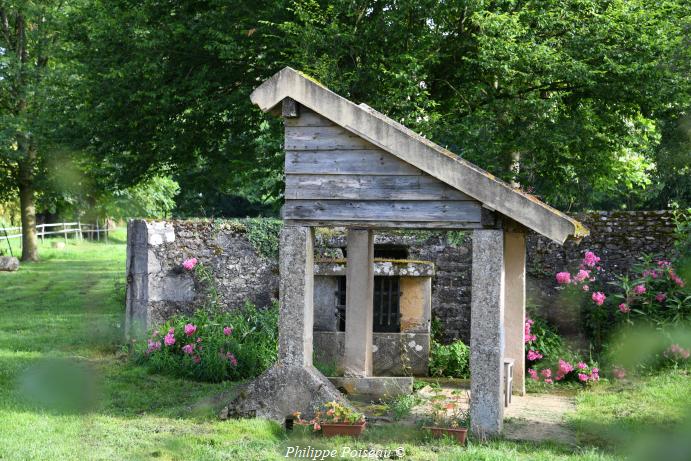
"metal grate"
335,276,401,333
373,276,401,332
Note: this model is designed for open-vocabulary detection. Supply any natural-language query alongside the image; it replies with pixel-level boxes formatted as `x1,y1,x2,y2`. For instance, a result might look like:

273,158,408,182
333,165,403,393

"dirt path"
503,393,576,445
360,384,577,445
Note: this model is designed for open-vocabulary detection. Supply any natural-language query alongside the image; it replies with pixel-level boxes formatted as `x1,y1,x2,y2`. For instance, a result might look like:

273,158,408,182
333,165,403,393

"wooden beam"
285,150,422,176
282,97,300,118
283,200,482,223
285,174,474,201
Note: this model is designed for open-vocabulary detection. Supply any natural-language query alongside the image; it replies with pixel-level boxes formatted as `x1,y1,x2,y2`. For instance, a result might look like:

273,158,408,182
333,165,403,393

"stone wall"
126,211,678,343
125,220,279,336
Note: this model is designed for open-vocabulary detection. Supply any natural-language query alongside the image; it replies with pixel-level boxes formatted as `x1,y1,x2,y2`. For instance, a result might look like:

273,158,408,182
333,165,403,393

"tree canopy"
2,0,690,238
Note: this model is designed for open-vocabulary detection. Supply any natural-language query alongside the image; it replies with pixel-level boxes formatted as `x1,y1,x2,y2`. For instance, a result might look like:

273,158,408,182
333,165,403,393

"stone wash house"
126,68,677,437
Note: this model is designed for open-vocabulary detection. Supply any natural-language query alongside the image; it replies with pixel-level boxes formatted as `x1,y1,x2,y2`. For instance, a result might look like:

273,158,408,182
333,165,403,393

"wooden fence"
0,220,114,256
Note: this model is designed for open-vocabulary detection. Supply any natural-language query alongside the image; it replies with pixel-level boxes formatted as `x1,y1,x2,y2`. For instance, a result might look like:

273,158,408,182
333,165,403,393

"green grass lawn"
0,237,687,460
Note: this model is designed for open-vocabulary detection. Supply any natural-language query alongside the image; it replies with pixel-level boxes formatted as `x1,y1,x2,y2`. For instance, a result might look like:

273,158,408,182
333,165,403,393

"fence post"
1,225,13,257
78,221,83,241
39,224,44,244
63,222,68,244
96,219,100,242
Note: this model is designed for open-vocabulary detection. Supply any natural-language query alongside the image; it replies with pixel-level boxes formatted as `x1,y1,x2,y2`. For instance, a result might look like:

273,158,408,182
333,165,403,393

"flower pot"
423,426,468,444
320,421,366,438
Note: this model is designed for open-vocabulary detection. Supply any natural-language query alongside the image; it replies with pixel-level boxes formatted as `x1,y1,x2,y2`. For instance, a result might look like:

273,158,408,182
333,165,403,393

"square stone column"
278,225,314,367
504,231,526,395
344,229,374,377
470,229,505,438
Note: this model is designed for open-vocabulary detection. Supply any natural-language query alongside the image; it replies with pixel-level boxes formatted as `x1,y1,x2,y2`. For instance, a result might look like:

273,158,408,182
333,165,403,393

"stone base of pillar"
221,364,348,422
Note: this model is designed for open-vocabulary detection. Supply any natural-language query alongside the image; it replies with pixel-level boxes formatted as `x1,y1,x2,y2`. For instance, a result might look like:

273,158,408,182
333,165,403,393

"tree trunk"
18,142,38,262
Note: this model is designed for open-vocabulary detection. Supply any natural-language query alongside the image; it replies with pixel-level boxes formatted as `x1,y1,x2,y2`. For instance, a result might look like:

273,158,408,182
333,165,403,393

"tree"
281,0,691,210
0,1,70,260
66,0,292,217
68,0,690,214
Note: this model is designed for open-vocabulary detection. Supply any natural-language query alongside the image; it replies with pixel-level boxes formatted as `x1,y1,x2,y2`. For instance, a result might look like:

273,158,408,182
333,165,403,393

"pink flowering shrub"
524,315,601,386
611,255,689,329
135,300,278,382
555,250,689,356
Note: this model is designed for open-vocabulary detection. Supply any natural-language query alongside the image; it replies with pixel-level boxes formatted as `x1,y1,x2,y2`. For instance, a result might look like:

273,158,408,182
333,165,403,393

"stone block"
0,256,19,272
222,364,348,421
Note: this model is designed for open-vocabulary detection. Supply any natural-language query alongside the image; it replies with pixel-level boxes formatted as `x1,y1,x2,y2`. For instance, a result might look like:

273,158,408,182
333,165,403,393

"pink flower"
555,371,565,381
613,367,626,379
556,272,571,285
182,344,195,355
152,330,160,337
657,260,671,268
664,344,690,360
182,258,198,271
558,359,574,374
527,349,543,361
164,333,175,346
582,285,589,292
196,337,202,343
168,327,175,334
633,284,646,295
544,378,553,384
541,369,552,378
184,324,197,336
574,269,590,283
577,362,587,369
590,371,599,381
655,293,667,303
528,368,539,381
524,320,536,343
592,291,606,306
193,355,201,364
313,423,321,431
618,303,630,313
226,352,238,366
578,373,589,382
146,339,161,354
223,326,233,336
669,271,685,287
583,251,600,268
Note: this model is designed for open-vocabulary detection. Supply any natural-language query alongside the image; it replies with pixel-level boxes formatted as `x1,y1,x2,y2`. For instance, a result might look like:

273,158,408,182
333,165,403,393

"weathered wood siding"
283,108,483,228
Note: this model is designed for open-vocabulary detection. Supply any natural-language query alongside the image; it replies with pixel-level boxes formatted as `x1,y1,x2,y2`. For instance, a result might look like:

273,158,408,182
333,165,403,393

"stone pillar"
278,225,314,368
470,229,505,438
344,228,374,377
504,231,526,395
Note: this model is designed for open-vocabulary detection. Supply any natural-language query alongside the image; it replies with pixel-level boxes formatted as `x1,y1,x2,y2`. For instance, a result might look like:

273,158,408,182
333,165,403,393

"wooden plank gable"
282,108,483,228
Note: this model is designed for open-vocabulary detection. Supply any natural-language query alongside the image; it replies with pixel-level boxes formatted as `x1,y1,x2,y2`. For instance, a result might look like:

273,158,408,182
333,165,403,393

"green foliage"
135,301,279,382
281,0,691,211
429,340,470,379
526,316,567,362
387,394,422,421
240,218,283,260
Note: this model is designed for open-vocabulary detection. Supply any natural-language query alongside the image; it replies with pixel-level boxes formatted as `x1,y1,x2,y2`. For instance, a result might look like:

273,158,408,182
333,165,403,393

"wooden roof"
251,67,588,244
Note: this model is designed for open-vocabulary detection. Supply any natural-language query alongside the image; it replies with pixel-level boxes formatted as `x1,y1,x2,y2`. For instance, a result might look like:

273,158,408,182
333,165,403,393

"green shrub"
134,301,278,382
429,340,469,378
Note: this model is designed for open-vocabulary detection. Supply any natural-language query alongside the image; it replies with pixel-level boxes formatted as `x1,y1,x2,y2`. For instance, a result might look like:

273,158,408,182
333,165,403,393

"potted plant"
293,401,366,437
422,396,469,444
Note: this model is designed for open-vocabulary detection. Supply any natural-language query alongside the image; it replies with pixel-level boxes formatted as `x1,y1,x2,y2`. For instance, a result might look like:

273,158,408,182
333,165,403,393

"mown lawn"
0,237,687,460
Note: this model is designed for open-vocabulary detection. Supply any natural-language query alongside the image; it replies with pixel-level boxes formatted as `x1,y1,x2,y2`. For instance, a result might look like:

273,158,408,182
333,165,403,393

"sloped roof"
251,67,588,244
